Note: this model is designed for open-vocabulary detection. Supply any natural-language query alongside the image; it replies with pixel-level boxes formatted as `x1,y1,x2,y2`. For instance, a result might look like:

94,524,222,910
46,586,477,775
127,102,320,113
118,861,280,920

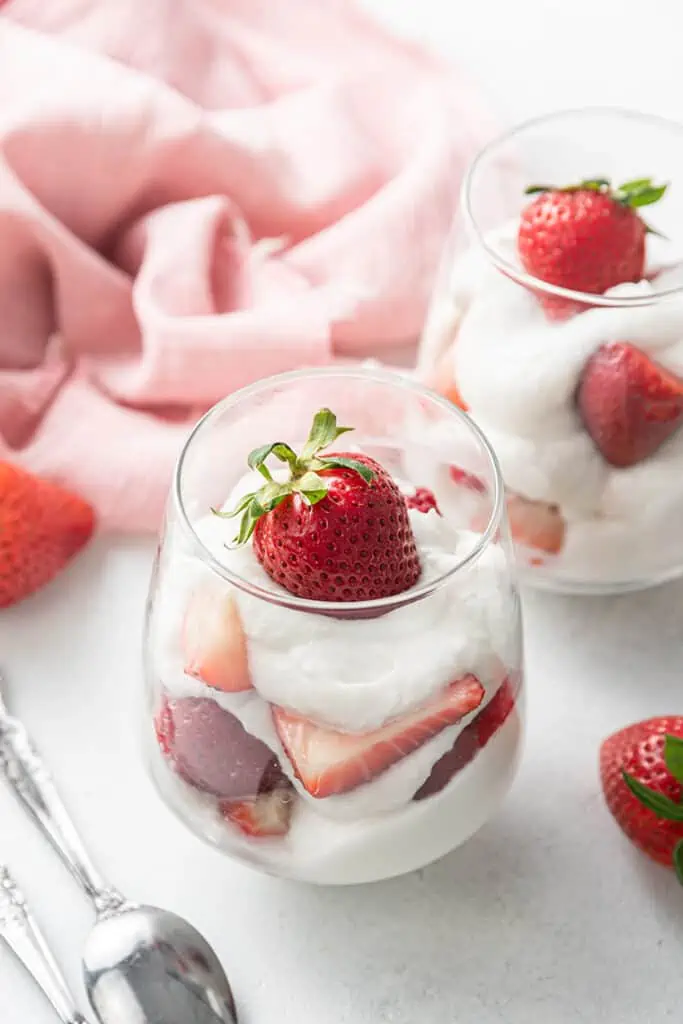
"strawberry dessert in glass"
419,109,683,593
144,367,524,884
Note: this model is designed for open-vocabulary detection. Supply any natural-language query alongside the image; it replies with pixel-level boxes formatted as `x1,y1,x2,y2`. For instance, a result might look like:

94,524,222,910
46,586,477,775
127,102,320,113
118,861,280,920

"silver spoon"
0,674,238,1024
0,865,90,1023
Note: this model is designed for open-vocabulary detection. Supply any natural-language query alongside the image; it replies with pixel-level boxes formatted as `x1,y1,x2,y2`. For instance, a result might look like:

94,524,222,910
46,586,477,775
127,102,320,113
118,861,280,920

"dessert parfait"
419,109,683,592
143,368,524,884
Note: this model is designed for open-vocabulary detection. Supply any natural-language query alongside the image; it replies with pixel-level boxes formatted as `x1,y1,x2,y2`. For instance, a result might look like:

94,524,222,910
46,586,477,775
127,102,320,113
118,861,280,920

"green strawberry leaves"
674,840,683,887
214,408,375,544
622,773,683,821
524,177,667,209
621,731,683,888
664,734,683,784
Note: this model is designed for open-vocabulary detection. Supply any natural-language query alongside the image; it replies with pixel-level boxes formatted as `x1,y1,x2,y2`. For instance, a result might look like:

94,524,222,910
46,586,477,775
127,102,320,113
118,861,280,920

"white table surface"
2,3,683,1022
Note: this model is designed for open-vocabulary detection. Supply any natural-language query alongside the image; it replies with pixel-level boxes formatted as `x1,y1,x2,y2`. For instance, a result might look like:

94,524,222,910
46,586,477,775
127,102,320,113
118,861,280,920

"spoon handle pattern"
0,684,126,916
0,866,89,1023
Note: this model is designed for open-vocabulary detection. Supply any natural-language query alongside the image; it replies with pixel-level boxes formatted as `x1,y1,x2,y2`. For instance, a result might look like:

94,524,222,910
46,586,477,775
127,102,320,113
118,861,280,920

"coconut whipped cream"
423,225,683,581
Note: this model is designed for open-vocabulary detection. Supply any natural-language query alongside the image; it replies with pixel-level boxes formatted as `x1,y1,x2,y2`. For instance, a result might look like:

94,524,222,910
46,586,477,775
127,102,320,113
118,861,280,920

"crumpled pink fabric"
0,0,490,531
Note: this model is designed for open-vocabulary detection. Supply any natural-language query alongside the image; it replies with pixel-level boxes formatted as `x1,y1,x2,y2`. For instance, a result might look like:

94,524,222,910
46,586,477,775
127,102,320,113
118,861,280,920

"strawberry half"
415,676,518,801
183,586,252,693
600,717,683,882
273,675,485,798
221,784,294,839
156,696,277,800
0,462,95,608
217,408,421,603
577,342,683,468
518,178,666,312
506,493,565,555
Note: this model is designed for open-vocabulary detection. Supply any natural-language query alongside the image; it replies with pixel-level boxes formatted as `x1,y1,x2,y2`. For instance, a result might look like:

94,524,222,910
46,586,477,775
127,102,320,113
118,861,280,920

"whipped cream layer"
424,225,683,581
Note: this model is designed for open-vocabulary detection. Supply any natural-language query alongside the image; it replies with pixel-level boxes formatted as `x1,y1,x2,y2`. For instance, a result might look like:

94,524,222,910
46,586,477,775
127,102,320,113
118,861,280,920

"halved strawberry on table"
272,675,485,799
518,177,667,319
183,585,252,693
600,716,683,884
577,341,683,468
0,462,95,608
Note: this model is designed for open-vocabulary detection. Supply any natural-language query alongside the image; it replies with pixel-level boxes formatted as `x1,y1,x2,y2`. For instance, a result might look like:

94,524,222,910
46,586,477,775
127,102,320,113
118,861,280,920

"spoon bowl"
84,905,237,1024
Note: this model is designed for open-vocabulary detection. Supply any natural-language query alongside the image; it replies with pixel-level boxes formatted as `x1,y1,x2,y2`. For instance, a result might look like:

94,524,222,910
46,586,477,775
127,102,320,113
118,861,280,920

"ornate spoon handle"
0,867,89,1023
0,692,126,917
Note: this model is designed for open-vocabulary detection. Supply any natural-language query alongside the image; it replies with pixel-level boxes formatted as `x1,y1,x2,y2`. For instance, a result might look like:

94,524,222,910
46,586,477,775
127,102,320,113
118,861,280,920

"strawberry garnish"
156,696,279,800
600,717,683,883
577,342,683,468
218,408,421,603
518,178,667,317
0,462,94,608
183,586,252,693
405,487,441,516
273,675,484,798
415,677,518,800
221,784,294,839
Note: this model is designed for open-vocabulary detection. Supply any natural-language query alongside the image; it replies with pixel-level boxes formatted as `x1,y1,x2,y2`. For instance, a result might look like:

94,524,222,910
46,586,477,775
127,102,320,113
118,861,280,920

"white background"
1,3,682,1023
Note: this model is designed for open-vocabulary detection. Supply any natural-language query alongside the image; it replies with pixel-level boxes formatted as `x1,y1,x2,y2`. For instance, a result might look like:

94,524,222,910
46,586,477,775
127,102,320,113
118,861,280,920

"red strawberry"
273,674,484,798
518,178,666,307
600,717,683,880
448,465,487,495
405,487,441,516
0,462,95,608
156,696,278,800
577,342,683,468
506,493,565,555
183,586,252,693
221,784,294,839
415,676,518,800
220,408,421,603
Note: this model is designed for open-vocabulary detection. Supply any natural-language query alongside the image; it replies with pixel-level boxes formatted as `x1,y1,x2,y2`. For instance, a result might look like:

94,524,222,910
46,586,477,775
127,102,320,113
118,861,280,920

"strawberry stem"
215,408,375,545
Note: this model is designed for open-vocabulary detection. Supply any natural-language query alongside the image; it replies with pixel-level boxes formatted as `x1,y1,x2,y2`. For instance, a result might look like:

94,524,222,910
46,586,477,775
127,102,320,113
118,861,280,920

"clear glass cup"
143,367,524,884
418,108,683,594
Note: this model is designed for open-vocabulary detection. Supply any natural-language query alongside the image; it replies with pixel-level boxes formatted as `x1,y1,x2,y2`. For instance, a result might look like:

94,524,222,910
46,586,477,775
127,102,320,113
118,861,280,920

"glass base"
518,561,683,596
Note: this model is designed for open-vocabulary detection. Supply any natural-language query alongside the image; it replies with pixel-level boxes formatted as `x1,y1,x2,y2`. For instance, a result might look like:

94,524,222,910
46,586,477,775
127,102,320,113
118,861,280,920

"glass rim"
172,365,506,613
461,105,683,308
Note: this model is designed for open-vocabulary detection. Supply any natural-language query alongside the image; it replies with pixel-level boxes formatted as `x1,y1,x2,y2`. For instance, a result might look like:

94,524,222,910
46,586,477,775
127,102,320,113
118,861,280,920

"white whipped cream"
422,225,683,582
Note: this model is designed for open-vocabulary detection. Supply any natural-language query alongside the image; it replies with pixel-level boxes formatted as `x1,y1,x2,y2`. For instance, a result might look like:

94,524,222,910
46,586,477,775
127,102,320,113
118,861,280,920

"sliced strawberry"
183,587,252,693
405,487,441,516
221,785,294,839
428,350,468,411
448,465,487,494
577,342,683,468
415,677,518,801
506,492,565,555
273,675,485,799
156,696,276,800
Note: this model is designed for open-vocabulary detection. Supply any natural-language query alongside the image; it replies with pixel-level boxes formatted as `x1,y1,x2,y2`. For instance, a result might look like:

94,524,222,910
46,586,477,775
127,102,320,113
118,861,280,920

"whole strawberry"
600,716,683,884
0,462,95,608
220,408,421,602
518,177,667,305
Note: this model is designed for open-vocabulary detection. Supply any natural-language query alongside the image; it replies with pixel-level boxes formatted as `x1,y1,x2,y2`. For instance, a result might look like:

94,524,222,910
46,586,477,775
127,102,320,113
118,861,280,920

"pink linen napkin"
0,0,490,530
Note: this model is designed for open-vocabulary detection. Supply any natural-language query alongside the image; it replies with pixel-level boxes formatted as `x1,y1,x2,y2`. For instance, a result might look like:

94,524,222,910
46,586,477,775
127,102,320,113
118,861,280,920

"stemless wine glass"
143,367,524,885
419,108,683,594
